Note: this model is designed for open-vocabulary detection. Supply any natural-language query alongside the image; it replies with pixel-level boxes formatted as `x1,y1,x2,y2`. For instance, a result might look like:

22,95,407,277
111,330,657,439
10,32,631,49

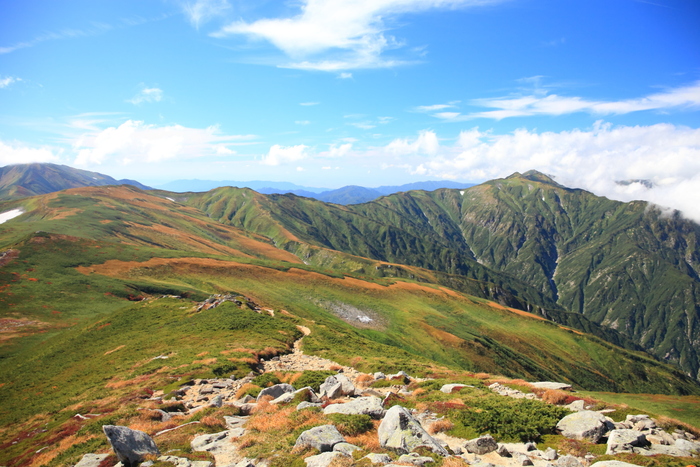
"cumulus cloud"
402,122,700,222
436,81,700,121
0,140,59,165
72,120,254,166
212,0,502,71
261,144,309,166
127,87,164,105
0,76,20,88
386,130,440,156
324,143,353,158
181,0,230,29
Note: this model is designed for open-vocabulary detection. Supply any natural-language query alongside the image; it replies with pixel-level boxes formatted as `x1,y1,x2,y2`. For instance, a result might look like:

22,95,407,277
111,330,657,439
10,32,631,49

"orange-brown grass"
222,347,256,355
329,364,343,371
441,458,471,467
355,374,374,387
196,352,209,357
256,347,283,360
474,373,491,380
345,420,382,452
235,383,261,399
412,388,426,397
247,406,295,433
427,419,454,434
192,357,217,365
200,415,226,430
105,374,152,389
29,434,97,467
541,389,571,405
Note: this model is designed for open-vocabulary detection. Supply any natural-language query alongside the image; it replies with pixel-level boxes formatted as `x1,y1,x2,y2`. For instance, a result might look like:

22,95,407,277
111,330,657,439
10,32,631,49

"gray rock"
378,405,448,456
271,386,320,405
556,411,609,443
364,452,392,464
191,431,230,452
294,425,346,452
75,453,109,467
333,442,361,455
234,459,256,467
556,455,583,467
199,385,215,395
320,375,355,399
240,394,255,403
496,444,512,457
397,454,435,465
440,384,472,394
209,395,223,408
224,415,248,429
158,455,213,467
675,438,700,454
542,447,558,461
515,453,533,466
524,441,537,451
102,425,160,467
304,451,348,467
297,401,323,410
590,462,644,467
257,383,295,401
465,435,498,455
531,382,572,391
374,372,386,380
565,400,586,412
323,396,386,419
606,429,647,455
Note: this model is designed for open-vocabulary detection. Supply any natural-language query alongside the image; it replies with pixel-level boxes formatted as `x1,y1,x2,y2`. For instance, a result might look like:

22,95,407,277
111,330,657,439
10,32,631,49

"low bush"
252,373,281,388
293,370,336,392
327,413,373,436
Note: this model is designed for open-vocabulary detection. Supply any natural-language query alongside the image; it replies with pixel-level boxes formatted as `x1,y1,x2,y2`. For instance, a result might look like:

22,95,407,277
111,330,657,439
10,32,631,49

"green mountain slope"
0,163,150,200
188,172,700,380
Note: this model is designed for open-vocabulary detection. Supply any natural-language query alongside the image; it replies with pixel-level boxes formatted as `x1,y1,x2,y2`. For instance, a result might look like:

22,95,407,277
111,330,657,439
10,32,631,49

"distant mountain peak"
506,170,563,187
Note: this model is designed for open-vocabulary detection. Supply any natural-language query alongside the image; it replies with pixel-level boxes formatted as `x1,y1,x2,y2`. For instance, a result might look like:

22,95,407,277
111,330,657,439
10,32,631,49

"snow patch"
460,190,465,195
0,208,24,224
166,197,174,202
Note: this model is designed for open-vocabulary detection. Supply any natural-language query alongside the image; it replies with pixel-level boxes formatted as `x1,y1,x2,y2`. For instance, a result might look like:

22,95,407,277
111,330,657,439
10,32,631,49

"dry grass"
441,457,471,467
104,374,151,389
345,420,382,452
329,364,343,371
541,389,570,405
192,357,217,365
200,415,226,430
29,434,97,466
412,388,426,397
427,419,454,434
474,373,491,379
235,383,261,399
355,374,374,387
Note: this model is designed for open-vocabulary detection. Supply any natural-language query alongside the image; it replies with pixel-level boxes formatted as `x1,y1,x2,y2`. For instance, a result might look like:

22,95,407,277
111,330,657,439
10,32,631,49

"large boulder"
464,435,498,455
606,429,648,455
319,374,355,399
556,411,609,443
323,396,386,419
257,383,295,401
304,451,348,467
102,425,160,467
271,386,320,405
295,425,346,452
440,384,472,394
377,405,449,456
556,455,583,467
75,453,109,467
531,382,572,391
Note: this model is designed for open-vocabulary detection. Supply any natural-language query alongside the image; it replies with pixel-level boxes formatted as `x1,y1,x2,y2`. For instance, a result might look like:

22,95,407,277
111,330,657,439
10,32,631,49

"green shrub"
212,363,239,377
293,370,336,392
327,413,373,436
252,373,281,388
370,379,396,388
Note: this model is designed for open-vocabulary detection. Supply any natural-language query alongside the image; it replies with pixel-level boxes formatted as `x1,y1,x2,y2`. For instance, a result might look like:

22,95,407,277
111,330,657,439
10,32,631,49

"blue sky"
1,0,699,217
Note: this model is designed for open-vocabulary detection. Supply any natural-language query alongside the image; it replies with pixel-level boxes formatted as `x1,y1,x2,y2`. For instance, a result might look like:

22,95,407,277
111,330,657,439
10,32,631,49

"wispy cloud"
295,120,311,125
211,0,504,71
414,103,458,112
181,0,230,29
127,86,164,105
0,76,21,88
0,23,113,55
73,120,256,166
338,72,353,79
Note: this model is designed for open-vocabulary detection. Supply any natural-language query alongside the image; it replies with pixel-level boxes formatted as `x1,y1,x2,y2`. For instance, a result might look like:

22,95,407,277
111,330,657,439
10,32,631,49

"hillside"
0,163,151,200
187,172,700,381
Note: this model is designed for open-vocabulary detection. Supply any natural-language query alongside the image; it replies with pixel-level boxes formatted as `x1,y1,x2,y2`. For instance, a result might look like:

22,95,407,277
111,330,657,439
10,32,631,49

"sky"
1,0,700,219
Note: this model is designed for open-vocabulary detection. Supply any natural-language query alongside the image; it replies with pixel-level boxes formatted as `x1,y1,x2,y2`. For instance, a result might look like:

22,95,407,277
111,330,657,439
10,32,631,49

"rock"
397,453,435,465
606,429,647,455
333,442,361,455
224,415,248,430
542,447,558,461
240,394,255,403
304,451,348,467
257,383,295,401
374,372,386,380
496,444,512,457
556,411,609,443
232,402,257,415
590,462,644,467
464,435,498,455
191,431,230,452
440,384,472,393
297,401,323,410
319,375,355,399
75,453,109,467
364,453,392,464
524,441,537,451
294,425,346,452
199,385,215,395
565,400,586,412
515,453,533,466
158,455,213,467
102,425,160,467
675,438,700,453
378,405,449,456
323,396,386,419
234,459,256,467
271,386,321,405
556,455,583,467
209,395,223,408
531,382,572,391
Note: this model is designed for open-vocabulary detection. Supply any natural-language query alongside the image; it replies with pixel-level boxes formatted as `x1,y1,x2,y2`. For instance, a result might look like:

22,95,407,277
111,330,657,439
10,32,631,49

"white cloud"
461,81,700,120
0,140,59,165
338,72,353,79
128,87,164,105
386,130,440,156
414,103,458,112
295,120,311,125
261,144,309,166
182,0,230,29
403,122,700,222
324,143,352,158
0,23,113,54
72,120,254,166
0,76,20,88
212,0,502,71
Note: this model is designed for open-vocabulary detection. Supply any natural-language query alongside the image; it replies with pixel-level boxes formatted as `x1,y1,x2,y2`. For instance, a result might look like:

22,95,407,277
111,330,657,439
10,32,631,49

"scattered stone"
531,382,572,391
297,401,323,410
556,411,609,443
209,395,223,408
158,455,212,467
191,431,230,452
556,455,583,467
234,459,256,467
496,444,512,457
374,372,386,380
75,453,109,467
397,453,435,465
378,405,448,456
323,396,386,419
304,451,348,467
542,447,558,461
102,425,160,467
524,441,537,451
294,425,346,452
364,452,392,464
515,453,533,466
224,415,248,430
320,374,355,399
333,442,361,455
606,429,647,455
240,395,255,403
440,383,472,394
464,435,498,455
674,438,700,454
257,383,295,401
565,400,586,412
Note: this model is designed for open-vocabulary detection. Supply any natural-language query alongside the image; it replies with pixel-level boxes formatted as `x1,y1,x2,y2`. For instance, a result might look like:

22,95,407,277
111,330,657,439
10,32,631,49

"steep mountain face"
0,163,150,200
189,172,700,380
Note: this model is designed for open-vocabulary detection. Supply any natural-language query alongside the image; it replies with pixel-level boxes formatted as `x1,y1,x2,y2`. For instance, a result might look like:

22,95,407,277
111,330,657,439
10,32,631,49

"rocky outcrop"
323,396,386,419
257,383,295,401
556,411,609,443
440,384,472,393
319,374,355,399
294,425,346,452
464,435,498,455
102,425,160,467
377,405,448,456
531,382,572,391
74,453,109,467
304,451,348,467
606,429,648,455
